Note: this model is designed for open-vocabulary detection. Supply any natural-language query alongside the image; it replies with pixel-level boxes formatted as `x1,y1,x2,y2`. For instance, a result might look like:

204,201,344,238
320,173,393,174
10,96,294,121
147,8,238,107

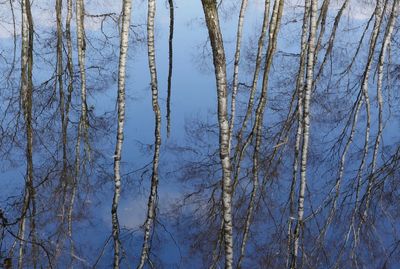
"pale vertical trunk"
201,0,233,268
238,0,284,264
364,0,398,219
353,1,385,240
238,0,284,267
112,0,133,268
232,0,270,192
287,0,310,265
228,0,248,151
68,0,88,264
137,0,162,267
314,0,330,63
76,0,86,115
350,0,386,251
325,0,384,231
315,0,349,81
18,0,35,268
65,0,74,125
65,0,76,264
166,0,174,137
76,0,89,159
291,0,317,268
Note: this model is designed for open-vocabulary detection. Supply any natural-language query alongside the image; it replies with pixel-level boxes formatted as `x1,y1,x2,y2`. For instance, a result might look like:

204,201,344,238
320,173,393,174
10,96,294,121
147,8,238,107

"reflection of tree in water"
0,0,400,268
173,0,400,268
0,0,129,267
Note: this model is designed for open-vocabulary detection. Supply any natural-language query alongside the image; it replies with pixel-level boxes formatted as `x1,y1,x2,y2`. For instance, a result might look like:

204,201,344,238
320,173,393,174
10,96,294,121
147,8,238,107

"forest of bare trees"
1,0,400,268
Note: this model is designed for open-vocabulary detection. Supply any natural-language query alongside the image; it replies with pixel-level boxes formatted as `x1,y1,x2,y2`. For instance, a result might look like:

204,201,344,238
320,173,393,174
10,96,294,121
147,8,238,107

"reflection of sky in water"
1,0,399,267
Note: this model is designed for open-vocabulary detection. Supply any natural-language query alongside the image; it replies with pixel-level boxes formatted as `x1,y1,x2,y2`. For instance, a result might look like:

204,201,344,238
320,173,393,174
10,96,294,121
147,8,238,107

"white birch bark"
354,0,385,228
112,0,133,267
65,0,74,124
228,0,248,151
65,0,76,264
287,0,310,265
326,0,384,227
238,0,284,266
17,2,29,266
76,0,90,159
18,0,35,267
364,0,398,219
67,0,88,264
137,0,162,267
232,0,270,192
291,0,317,267
201,1,233,267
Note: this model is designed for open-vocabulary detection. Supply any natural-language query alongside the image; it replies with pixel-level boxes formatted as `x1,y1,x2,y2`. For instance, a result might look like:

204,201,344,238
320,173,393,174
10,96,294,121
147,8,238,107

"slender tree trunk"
291,0,317,268
228,0,248,151
232,0,270,192
18,0,35,268
67,0,88,265
112,0,133,268
314,0,349,81
76,0,89,158
65,0,76,265
287,0,310,265
137,0,162,267
238,0,284,266
353,0,386,250
166,0,174,137
323,0,384,235
314,0,330,63
363,0,398,219
65,0,74,130
201,1,233,268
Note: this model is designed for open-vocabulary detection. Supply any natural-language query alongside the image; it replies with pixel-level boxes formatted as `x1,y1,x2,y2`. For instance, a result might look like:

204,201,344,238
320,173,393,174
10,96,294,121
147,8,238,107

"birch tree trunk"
363,0,398,219
67,0,88,264
76,0,89,159
18,0,35,268
228,0,248,151
65,0,74,131
65,0,76,264
291,0,317,267
238,0,284,266
232,0,270,194
201,1,233,268
112,0,133,268
287,0,310,265
137,0,162,267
